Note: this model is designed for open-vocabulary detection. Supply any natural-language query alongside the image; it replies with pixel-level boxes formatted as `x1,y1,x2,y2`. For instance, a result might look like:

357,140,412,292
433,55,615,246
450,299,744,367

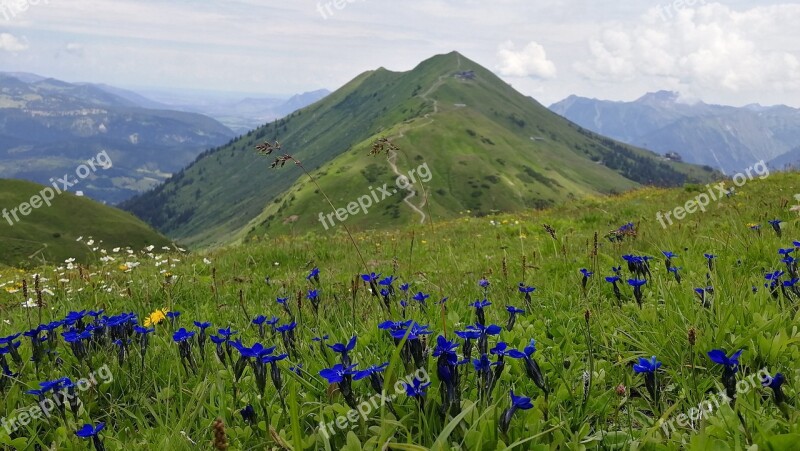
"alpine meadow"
2,2,800,450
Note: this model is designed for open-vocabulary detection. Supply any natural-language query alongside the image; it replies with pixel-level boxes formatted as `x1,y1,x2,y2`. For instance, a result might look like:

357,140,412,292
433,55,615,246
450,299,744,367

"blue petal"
707,349,729,365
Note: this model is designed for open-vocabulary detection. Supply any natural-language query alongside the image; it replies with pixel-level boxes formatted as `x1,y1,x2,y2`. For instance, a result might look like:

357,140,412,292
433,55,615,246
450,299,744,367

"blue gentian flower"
353,362,389,381
454,328,481,362
633,355,661,402
173,328,195,342
275,322,297,334
707,349,743,370
353,362,389,394
472,353,497,372
627,278,647,306
704,253,717,271
166,311,181,328
240,404,257,425
708,349,743,402
662,251,677,270
505,305,524,331
263,353,289,395
76,422,105,437
470,299,491,325
412,292,430,305
319,363,357,384
209,335,228,366
404,377,431,398
261,353,288,364
276,321,298,358
499,390,534,433
307,267,320,283
388,321,431,340
328,336,357,354
580,268,593,290
173,328,197,373
491,342,513,357
768,219,782,237
252,315,269,339
76,422,106,451
633,356,661,374
361,272,381,283
432,335,460,361
763,372,786,405
218,327,238,340
306,290,321,314
510,390,533,409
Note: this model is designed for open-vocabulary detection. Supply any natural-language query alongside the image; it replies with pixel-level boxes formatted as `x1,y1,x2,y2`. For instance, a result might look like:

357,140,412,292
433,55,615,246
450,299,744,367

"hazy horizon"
1,1,799,107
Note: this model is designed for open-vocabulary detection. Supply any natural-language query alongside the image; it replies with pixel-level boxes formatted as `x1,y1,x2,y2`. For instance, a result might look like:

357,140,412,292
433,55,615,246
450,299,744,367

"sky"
1,0,799,107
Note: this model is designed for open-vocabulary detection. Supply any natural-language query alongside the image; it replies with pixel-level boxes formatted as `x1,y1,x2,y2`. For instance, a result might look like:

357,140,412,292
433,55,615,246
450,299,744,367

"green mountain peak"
122,52,716,247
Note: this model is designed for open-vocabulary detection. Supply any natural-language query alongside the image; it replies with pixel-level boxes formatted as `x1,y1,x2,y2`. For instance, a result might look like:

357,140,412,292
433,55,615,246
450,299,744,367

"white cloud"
64,42,84,56
575,3,800,96
0,33,28,52
496,40,557,79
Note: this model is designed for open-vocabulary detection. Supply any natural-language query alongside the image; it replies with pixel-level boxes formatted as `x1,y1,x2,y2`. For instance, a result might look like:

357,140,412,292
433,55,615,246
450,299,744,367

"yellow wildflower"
144,309,169,327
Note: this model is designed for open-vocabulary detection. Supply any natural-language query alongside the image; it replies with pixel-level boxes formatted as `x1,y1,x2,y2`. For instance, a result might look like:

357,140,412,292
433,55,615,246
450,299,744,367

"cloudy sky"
1,0,799,107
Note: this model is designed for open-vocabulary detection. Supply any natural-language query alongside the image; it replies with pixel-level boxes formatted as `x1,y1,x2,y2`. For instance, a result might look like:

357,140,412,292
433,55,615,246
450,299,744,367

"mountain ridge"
550,92,800,173
0,72,236,203
122,51,715,247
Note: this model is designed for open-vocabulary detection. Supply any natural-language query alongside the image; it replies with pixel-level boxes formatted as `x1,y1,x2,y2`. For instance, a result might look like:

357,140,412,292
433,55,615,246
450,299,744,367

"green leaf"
431,401,476,450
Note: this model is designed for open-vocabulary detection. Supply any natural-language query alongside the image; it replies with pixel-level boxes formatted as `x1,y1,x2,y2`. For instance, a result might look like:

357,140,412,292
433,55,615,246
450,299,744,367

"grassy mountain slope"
123,52,715,247
0,179,172,267
1,172,798,449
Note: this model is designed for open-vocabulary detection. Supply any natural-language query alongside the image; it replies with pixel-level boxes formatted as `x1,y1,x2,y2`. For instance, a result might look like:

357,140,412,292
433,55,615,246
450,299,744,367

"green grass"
0,179,172,267
1,172,798,450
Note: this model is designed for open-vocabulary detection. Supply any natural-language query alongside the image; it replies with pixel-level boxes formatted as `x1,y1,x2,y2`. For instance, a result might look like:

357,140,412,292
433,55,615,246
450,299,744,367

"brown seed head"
212,418,228,450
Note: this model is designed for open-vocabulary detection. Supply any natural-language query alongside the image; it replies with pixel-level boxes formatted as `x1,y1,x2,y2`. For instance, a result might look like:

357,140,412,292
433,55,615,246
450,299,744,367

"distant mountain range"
134,88,331,133
550,91,800,174
769,146,800,169
0,72,235,203
121,52,716,247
